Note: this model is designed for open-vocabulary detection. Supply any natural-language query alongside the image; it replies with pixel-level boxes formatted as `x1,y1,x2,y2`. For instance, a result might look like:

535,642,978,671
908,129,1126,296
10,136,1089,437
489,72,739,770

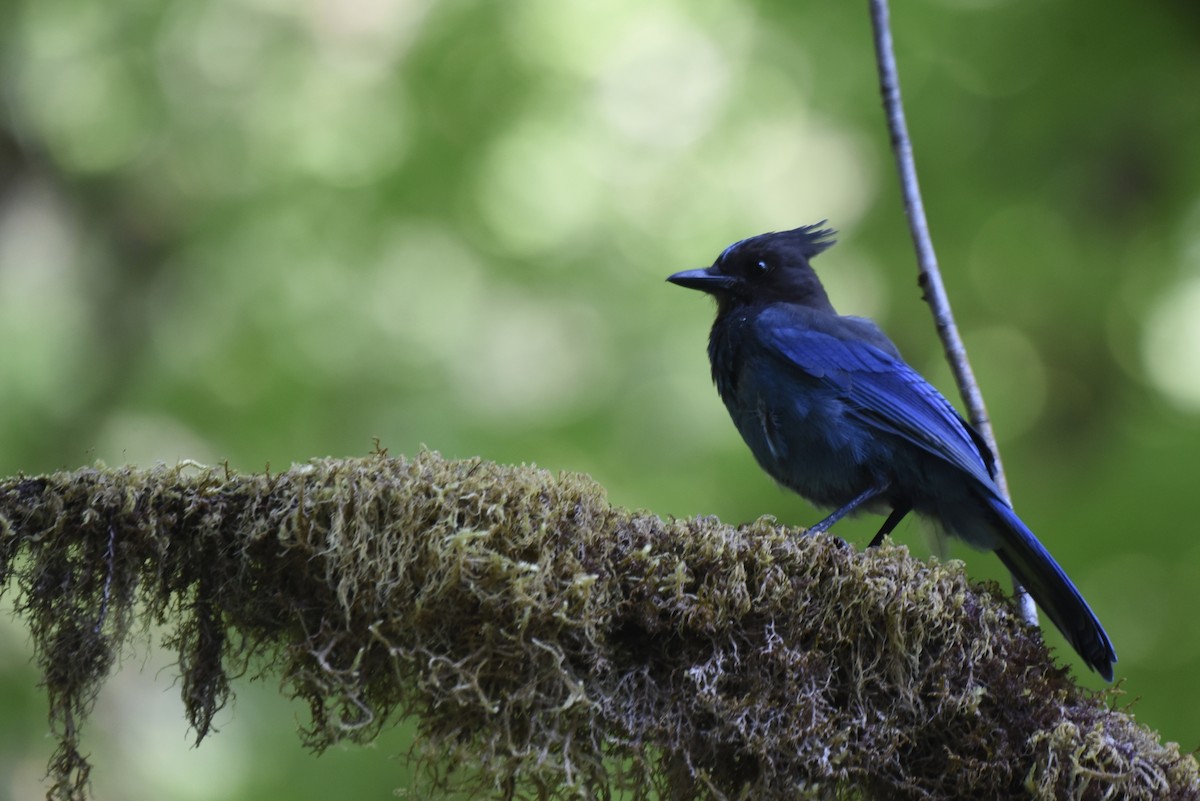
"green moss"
0,450,1196,801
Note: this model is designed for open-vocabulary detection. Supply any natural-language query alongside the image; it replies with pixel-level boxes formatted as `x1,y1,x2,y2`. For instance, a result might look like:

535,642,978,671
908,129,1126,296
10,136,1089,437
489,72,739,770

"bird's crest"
719,222,837,265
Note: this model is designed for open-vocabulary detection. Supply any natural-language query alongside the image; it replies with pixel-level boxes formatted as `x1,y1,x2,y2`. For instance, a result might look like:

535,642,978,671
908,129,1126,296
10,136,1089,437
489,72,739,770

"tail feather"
989,499,1116,681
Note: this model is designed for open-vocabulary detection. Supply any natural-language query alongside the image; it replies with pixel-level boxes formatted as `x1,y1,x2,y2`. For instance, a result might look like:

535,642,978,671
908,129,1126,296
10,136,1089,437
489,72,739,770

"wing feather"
756,312,996,491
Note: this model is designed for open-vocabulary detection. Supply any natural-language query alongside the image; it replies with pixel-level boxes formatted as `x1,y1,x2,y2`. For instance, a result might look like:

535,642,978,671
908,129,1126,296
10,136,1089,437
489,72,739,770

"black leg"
808,483,890,535
868,502,911,547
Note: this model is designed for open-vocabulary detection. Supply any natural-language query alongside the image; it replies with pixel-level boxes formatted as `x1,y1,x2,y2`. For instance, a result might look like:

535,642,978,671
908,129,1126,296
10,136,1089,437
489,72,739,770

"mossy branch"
0,451,1195,801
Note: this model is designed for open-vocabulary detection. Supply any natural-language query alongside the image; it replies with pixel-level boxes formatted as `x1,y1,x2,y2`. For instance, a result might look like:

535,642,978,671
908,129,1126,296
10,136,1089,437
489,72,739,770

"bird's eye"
755,260,770,275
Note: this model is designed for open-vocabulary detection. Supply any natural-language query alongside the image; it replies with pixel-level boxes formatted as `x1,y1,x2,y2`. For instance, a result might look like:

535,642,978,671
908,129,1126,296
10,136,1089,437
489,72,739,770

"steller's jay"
667,223,1116,680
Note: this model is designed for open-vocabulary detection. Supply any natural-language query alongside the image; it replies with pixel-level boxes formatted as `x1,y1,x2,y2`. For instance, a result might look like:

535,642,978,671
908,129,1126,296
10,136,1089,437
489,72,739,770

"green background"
2,0,1199,798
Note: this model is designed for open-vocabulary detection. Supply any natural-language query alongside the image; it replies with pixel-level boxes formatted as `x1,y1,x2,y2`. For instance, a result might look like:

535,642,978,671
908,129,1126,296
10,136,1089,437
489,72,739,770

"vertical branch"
867,0,1038,624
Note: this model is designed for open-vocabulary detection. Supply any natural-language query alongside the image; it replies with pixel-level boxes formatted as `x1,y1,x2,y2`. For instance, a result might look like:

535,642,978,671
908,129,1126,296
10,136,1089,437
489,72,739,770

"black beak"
666,267,737,293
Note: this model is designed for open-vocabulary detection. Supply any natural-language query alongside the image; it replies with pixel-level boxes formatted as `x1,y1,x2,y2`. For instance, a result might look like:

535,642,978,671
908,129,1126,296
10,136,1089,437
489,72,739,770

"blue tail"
989,499,1116,680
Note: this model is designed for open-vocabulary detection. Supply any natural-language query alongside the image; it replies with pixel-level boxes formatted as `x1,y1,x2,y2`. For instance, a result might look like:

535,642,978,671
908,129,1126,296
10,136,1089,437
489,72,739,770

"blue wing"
754,307,997,492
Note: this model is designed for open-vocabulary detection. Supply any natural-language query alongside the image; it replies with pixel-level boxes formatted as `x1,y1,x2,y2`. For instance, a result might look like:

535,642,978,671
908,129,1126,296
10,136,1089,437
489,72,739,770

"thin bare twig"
867,0,1037,624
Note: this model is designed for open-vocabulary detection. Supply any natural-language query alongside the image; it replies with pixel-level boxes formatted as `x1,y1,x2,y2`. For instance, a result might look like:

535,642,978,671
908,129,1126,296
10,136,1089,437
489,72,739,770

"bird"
667,223,1116,681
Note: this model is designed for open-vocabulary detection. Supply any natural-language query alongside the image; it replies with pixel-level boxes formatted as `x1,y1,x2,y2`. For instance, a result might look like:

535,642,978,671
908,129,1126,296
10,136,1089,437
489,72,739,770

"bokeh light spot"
448,294,612,425
591,12,730,150
964,326,1049,440
477,117,606,255
1141,275,1200,412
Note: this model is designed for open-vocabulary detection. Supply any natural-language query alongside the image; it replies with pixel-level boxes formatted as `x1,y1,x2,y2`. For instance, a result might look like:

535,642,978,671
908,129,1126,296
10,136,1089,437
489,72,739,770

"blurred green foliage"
1,0,1198,798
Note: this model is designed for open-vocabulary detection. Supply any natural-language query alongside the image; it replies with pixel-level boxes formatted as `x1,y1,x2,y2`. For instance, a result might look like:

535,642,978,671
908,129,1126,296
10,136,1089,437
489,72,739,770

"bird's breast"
719,352,881,509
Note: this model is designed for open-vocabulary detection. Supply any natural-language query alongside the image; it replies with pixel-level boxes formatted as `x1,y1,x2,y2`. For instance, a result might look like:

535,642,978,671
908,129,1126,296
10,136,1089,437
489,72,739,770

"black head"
667,223,837,315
